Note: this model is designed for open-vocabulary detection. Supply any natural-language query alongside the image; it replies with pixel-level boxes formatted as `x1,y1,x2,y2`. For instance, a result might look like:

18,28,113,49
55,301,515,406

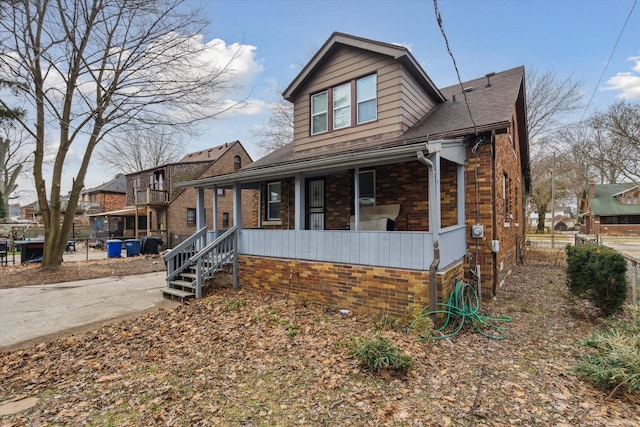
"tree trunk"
536,208,547,233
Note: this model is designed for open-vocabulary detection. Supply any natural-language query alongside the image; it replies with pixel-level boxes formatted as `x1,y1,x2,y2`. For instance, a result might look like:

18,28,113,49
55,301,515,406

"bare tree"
97,127,186,174
0,125,34,211
526,69,583,148
589,101,640,181
528,149,576,233
0,0,249,268
252,98,294,156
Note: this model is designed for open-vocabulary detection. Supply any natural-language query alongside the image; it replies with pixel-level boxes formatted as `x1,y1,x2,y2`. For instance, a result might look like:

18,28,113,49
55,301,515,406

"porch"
168,139,470,317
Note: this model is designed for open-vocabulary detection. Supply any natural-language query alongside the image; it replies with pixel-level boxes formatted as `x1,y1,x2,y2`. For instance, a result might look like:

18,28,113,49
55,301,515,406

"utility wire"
579,0,637,122
433,0,478,136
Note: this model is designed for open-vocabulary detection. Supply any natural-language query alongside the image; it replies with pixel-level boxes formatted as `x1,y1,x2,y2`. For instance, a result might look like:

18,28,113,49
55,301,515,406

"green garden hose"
407,280,512,340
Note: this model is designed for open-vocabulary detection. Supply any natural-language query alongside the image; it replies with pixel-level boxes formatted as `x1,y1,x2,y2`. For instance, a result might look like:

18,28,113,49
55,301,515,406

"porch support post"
232,182,241,290
294,173,305,230
457,164,465,226
196,187,205,230
212,185,219,234
354,167,360,231
233,182,242,229
429,151,442,236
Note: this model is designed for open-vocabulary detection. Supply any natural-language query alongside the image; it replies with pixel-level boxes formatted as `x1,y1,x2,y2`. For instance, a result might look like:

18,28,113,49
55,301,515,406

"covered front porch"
171,139,470,318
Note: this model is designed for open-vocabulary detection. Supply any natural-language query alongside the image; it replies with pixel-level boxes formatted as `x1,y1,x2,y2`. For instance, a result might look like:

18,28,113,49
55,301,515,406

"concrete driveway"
0,271,178,350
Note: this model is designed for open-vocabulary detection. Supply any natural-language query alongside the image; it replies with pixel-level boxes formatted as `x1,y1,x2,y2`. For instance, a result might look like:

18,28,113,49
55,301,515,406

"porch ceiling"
179,138,465,190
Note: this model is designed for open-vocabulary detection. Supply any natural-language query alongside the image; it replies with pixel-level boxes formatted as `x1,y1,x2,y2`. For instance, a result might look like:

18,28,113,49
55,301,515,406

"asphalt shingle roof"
248,66,524,171
587,183,640,216
83,175,126,194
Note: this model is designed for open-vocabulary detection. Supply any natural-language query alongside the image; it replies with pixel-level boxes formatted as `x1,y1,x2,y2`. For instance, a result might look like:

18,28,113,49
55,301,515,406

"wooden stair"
163,226,238,301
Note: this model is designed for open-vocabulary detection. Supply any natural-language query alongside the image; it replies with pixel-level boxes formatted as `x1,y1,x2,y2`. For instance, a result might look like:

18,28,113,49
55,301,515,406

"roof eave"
178,139,462,189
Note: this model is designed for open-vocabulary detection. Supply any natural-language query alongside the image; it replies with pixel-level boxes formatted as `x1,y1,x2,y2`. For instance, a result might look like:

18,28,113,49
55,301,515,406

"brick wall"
593,221,640,236
98,192,126,212
258,161,449,232
464,129,525,298
239,254,463,321
167,143,257,243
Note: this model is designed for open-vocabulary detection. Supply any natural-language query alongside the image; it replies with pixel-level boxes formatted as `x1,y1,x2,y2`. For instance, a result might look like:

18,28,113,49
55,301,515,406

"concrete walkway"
0,271,178,350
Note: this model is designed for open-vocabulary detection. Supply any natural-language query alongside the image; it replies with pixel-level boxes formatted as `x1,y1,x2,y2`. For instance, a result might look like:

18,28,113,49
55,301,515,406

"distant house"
173,32,530,319
89,141,256,246
20,201,40,222
580,179,640,236
80,176,127,214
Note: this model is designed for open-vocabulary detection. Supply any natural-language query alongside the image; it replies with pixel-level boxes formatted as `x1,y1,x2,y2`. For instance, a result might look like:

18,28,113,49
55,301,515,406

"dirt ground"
0,249,639,426
0,255,166,290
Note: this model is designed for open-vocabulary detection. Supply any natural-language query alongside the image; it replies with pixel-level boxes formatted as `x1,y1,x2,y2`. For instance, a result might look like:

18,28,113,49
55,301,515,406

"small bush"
574,317,640,394
347,336,414,373
565,244,627,316
407,313,435,340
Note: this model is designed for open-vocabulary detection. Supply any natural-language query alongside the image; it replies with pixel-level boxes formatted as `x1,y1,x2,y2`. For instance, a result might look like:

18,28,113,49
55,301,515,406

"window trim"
333,82,352,130
357,74,377,124
311,91,328,135
309,74,377,136
187,208,196,225
267,181,282,221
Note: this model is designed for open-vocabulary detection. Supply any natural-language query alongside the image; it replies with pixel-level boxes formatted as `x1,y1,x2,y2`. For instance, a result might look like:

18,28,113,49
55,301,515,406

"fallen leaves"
0,252,639,425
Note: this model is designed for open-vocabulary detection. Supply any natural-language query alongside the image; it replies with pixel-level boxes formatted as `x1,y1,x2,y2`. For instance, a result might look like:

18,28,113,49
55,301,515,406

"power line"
579,0,637,122
433,0,478,136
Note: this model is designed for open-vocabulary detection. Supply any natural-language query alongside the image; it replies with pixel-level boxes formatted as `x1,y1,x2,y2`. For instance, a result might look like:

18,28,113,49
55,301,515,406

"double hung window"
267,182,281,220
310,74,377,135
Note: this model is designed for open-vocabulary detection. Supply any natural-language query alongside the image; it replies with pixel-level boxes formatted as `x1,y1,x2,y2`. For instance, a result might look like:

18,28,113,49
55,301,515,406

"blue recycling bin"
125,239,141,257
106,239,122,258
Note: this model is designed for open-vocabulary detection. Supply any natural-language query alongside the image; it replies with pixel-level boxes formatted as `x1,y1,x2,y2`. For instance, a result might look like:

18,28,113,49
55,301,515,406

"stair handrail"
189,226,237,264
164,226,208,285
190,226,238,298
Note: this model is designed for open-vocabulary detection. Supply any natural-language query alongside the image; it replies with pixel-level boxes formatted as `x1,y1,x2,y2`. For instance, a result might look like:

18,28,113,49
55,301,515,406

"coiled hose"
407,279,512,340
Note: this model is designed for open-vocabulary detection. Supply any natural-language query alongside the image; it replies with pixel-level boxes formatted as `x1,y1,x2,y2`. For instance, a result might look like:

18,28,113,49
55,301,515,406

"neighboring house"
174,32,530,320
20,201,40,222
580,179,640,236
80,176,127,214
90,141,256,245
529,207,575,231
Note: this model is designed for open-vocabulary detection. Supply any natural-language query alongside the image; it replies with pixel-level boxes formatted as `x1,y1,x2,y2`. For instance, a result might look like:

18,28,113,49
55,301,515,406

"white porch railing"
238,224,467,271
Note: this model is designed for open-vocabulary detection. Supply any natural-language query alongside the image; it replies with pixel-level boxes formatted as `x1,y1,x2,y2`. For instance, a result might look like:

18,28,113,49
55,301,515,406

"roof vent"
485,72,495,87
463,87,473,93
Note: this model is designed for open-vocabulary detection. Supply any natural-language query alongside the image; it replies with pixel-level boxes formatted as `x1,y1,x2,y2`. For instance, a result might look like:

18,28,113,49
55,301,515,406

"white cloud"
605,56,640,99
214,98,269,118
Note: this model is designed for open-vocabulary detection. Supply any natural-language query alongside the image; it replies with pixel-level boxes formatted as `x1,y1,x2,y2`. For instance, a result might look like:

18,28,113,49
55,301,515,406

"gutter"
416,150,440,314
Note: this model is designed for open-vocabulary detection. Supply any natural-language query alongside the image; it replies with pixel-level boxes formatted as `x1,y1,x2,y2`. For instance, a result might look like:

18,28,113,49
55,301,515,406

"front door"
306,178,325,230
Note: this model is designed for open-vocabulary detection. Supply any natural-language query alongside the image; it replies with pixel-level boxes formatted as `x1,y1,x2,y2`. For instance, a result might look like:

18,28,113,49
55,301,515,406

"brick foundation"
238,254,463,321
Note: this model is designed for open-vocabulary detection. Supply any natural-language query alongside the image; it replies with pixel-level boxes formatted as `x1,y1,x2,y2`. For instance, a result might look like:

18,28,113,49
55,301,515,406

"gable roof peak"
283,32,444,103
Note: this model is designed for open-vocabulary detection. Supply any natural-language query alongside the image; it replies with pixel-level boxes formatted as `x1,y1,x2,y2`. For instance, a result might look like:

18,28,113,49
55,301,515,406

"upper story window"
333,83,351,129
311,92,328,134
234,155,242,171
357,75,377,124
310,74,377,135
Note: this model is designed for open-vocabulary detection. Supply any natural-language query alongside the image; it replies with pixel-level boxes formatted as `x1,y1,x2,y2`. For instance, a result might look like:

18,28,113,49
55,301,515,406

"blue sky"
189,0,639,160
13,0,640,202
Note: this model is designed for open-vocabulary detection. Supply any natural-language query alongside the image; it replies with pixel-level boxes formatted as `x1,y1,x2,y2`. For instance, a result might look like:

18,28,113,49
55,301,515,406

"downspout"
491,130,498,296
416,150,440,314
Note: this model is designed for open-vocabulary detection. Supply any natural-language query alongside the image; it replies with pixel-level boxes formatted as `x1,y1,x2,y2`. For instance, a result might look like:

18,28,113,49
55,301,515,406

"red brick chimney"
589,178,596,198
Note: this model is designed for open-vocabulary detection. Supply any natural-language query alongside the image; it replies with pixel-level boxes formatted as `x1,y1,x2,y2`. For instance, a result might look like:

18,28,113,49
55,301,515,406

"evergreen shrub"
565,244,627,316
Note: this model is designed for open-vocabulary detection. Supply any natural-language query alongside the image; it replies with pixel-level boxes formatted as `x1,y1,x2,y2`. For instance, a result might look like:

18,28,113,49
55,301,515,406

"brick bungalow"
175,33,530,320
580,179,640,236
